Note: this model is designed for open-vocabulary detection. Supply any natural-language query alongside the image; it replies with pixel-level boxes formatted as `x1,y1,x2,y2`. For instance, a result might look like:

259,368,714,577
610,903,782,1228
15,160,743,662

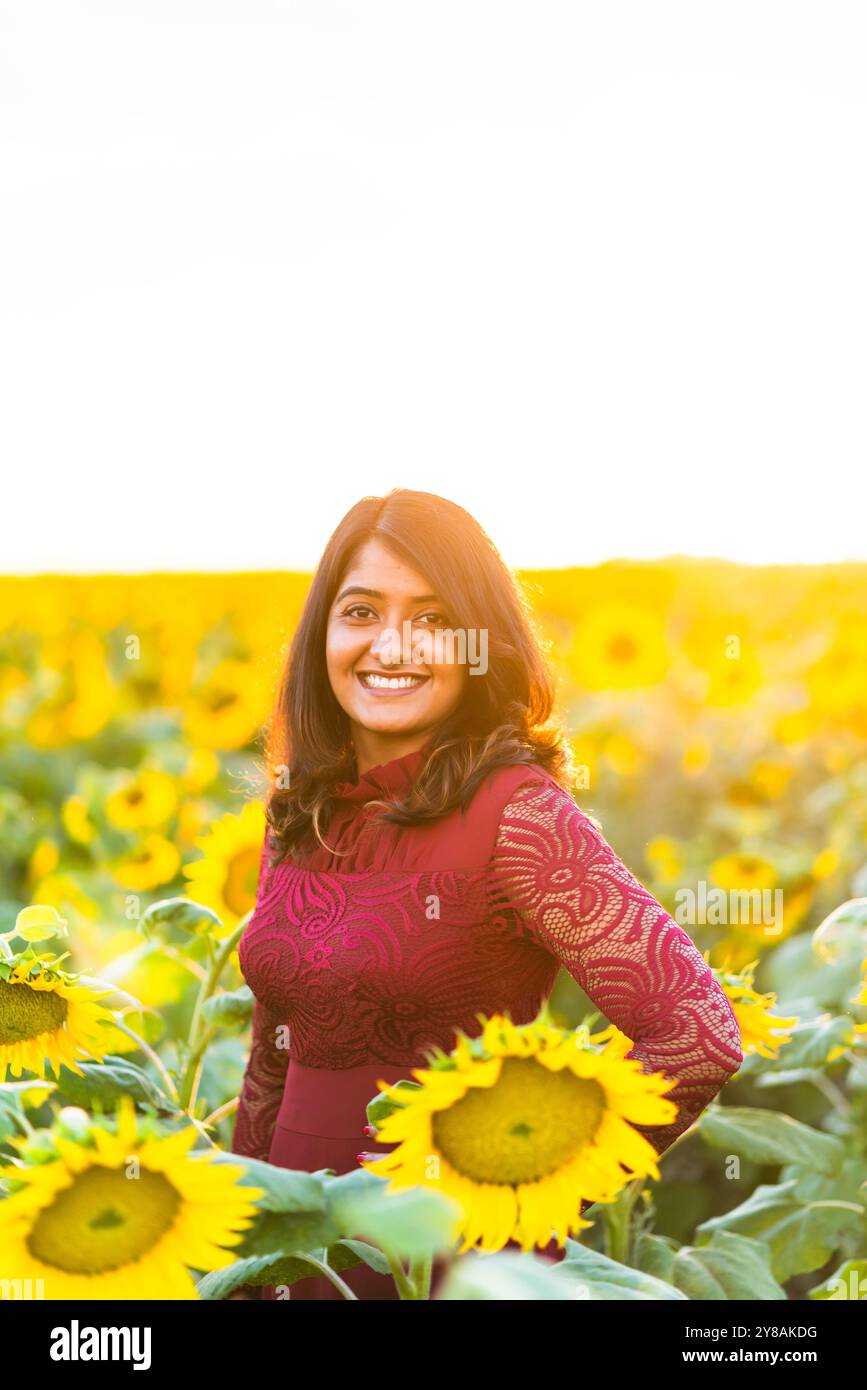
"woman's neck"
351,728,434,777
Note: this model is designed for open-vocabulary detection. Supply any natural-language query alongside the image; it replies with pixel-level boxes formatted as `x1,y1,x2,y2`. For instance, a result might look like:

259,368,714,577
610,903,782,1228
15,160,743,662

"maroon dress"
231,747,743,1300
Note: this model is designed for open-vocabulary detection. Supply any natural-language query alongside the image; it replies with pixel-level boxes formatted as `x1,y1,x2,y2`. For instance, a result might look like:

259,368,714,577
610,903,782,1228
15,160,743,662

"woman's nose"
369,623,405,665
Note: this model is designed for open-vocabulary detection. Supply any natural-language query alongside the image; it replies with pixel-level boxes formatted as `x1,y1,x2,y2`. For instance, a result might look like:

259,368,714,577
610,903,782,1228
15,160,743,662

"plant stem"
295,1254,359,1300
179,916,250,1110
110,1017,180,1103
384,1249,415,1299
407,1254,433,1300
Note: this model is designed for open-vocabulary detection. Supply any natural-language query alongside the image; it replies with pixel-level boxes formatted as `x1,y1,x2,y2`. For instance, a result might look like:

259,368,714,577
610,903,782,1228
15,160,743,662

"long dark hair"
257,489,574,862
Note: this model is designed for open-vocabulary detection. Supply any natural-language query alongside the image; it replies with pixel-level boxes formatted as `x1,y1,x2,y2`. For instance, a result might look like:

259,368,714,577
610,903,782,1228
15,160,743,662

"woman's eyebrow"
334,586,438,605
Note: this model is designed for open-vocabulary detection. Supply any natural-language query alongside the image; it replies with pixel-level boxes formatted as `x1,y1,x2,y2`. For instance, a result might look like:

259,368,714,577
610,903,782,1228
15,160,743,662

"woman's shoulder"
479,761,606,849
463,759,569,845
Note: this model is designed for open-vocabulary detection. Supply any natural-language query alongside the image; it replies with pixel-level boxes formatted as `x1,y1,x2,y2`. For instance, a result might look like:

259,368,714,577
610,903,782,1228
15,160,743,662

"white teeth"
360,673,426,689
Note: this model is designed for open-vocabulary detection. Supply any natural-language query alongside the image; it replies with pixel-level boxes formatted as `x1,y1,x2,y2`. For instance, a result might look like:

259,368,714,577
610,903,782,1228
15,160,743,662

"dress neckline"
331,738,434,803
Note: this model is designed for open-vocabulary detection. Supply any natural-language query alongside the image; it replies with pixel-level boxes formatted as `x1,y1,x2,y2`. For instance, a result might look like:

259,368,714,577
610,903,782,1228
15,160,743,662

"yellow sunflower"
61,795,97,845
700,646,763,707
569,603,669,692
0,948,116,1082
681,739,711,777
714,958,799,1059
112,835,182,892
0,1097,263,1299
360,1013,678,1255
709,853,776,892
183,659,271,751
27,631,117,747
644,836,684,883
181,748,221,794
106,770,178,831
28,839,61,882
183,800,266,932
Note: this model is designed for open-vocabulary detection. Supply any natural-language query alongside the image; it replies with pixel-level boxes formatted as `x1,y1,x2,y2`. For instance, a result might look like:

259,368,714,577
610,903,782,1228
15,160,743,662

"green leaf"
553,1238,688,1300
809,1258,867,1301
784,1156,867,1211
332,1238,391,1276
53,1057,177,1112
326,1168,461,1260
138,897,223,938
632,1232,679,1283
195,1251,303,1300
699,1105,845,1173
635,1229,786,1300
236,1209,340,1273
753,1014,857,1072
696,1179,864,1282
209,1152,328,1214
197,1236,370,1298
13,903,68,943
365,1078,422,1130
437,1250,585,1300
202,986,254,1028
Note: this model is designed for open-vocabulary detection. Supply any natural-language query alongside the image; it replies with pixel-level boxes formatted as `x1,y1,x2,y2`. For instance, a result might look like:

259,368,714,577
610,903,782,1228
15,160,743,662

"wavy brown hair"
257,488,575,865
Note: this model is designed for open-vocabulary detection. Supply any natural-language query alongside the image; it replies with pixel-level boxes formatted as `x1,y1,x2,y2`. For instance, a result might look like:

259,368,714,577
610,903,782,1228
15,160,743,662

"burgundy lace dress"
231,748,743,1300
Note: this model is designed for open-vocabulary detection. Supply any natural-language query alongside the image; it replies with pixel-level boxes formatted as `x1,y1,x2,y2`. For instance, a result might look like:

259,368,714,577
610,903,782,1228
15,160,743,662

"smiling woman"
230,489,742,1300
260,488,564,863
325,538,470,773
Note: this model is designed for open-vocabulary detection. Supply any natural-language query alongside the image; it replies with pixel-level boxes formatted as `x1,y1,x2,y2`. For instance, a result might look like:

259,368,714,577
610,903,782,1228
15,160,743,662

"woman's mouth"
356,671,430,696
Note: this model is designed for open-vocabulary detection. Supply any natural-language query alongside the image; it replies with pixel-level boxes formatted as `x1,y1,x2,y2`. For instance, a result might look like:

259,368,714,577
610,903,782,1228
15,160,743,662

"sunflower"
106,770,178,831
0,1097,263,1299
0,948,116,1082
183,800,266,931
183,659,271,751
27,631,117,747
644,836,683,883
61,795,97,845
681,739,711,777
28,838,61,881
701,647,763,707
569,603,669,691
181,748,221,794
360,1013,678,1255
709,853,776,893
112,835,181,892
714,958,799,1059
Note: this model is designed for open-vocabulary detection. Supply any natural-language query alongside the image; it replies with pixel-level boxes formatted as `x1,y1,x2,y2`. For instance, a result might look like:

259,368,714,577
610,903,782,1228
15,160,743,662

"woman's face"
326,538,468,760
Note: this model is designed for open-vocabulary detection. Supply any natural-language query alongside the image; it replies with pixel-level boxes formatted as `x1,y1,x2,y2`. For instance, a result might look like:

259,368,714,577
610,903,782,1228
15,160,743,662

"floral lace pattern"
488,775,744,1154
231,761,743,1164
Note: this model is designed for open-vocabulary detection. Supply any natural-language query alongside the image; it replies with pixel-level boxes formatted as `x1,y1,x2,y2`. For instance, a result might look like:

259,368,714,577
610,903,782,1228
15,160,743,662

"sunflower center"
608,635,638,664
27,1164,182,1274
0,978,68,1044
207,689,237,714
224,846,260,916
432,1056,606,1185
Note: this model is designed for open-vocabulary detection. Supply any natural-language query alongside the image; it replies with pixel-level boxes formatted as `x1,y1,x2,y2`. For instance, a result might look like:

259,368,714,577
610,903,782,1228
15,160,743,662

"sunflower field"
1,563,866,1301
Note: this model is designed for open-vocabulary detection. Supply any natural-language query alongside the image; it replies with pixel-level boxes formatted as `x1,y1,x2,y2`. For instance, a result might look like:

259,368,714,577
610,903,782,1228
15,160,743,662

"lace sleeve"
489,778,743,1158
230,997,291,1163
231,824,291,1163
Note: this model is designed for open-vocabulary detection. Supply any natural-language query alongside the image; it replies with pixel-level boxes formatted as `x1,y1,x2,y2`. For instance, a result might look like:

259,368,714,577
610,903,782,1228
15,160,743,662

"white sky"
2,1,866,573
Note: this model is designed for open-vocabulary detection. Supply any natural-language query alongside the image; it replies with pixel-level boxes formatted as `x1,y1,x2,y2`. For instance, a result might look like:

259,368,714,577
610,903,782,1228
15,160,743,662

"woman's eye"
416,611,447,626
342,604,377,620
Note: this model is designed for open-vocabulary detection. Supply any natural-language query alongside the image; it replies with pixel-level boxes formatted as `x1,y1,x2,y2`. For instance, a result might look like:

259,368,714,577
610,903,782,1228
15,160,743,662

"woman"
230,488,743,1299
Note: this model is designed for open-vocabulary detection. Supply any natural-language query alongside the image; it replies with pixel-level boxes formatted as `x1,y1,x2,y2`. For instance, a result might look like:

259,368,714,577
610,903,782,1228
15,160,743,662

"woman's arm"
231,996,291,1163
489,775,743,1158
231,823,291,1163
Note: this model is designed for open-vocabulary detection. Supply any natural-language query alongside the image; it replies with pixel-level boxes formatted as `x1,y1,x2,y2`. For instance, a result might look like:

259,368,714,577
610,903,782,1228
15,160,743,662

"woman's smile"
356,669,431,696
325,536,469,769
